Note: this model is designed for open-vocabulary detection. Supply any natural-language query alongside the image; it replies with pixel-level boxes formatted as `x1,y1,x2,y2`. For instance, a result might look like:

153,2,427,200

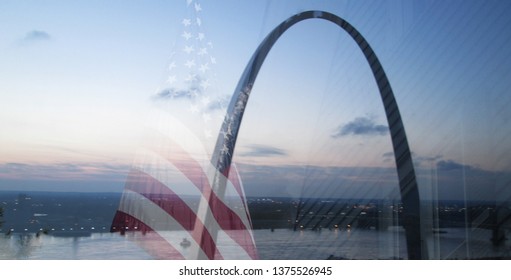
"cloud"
414,155,443,167
0,162,130,181
154,87,197,100
382,152,393,158
240,145,288,157
436,160,473,171
332,117,388,138
383,151,444,166
22,30,51,43
153,75,209,101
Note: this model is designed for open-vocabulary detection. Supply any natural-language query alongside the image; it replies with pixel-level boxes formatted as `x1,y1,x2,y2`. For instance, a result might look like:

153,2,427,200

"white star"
186,0,192,6
220,129,228,138
202,113,211,122
189,89,199,98
197,33,205,41
189,104,199,113
166,75,176,84
204,129,212,139
198,47,208,56
182,31,192,40
226,125,233,137
183,45,194,54
199,63,209,73
184,60,196,68
210,56,217,64
221,144,230,155
196,17,202,26
201,96,211,106
182,18,191,26
185,73,197,82
235,99,244,110
200,79,210,90
194,3,202,12
168,62,176,70
207,41,213,48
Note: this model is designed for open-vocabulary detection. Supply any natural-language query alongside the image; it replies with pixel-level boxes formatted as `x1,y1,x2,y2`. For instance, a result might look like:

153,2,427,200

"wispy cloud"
0,162,130,181
382,151,443,166
240,145,288,157
332,117,388,138
21,30,51,43
152,75,207,101
154,87,197,100
436,159,473,171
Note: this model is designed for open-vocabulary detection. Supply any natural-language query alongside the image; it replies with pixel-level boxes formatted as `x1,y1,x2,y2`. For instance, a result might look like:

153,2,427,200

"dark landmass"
0,191,509,237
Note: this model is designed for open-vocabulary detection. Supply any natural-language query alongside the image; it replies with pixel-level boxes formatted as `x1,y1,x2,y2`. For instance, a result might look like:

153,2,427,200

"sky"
1,0,511,201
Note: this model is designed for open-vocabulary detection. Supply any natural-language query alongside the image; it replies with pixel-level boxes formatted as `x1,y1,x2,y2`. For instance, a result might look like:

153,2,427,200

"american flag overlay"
111,0,257,260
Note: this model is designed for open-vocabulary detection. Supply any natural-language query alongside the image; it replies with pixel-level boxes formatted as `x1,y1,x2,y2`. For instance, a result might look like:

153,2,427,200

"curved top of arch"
208,10,427,260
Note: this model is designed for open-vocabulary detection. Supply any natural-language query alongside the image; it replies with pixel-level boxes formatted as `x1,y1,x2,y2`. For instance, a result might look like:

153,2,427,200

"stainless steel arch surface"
209,10,427,260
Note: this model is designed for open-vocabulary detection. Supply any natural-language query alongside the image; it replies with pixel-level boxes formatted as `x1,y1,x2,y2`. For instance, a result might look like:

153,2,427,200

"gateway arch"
208,10,427,260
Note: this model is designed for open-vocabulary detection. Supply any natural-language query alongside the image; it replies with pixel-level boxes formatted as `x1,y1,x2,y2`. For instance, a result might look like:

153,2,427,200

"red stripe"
123,168,222,260
111,210,185,260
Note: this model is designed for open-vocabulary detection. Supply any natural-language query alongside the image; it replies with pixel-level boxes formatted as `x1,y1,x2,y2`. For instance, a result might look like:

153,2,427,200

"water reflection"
0,228,509,260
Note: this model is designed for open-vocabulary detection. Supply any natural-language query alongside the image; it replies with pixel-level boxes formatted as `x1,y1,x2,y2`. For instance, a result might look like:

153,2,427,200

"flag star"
202,113,211,122
220,144,229,154
204,129,212,139
201,96,211,106
189,104,199,113
235,101,244,112
186,0,192,6
182,18,191,26
223,114,234,125
183,45,194,54
184,60,196,68
196,17,202,26
207,41,213,48
226,125,233,136
220,129,228,138
168,62,176,70
197,33,205,41
210,56,217,64
166,75,176,84
200,79,210,90
189,89,199,98
199,63,209,73
182,31,192,40
198,47,208,56
185,73,197,82
194,3,202,12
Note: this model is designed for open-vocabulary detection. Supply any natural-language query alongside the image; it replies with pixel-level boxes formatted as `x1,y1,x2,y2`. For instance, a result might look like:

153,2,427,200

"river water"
0,227,509,260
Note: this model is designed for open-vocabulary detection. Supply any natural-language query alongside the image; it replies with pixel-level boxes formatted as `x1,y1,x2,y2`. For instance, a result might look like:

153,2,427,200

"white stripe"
118,190,209,260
